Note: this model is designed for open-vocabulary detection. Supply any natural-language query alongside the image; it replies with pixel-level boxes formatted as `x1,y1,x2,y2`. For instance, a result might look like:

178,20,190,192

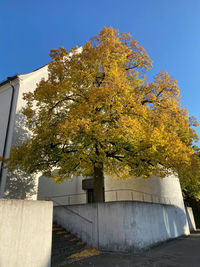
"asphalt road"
65,230,200,267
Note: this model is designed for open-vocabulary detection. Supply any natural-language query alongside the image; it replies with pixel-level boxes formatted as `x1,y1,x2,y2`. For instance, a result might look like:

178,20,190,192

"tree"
179,150,200,227
179,150,200,200
6,26,199,202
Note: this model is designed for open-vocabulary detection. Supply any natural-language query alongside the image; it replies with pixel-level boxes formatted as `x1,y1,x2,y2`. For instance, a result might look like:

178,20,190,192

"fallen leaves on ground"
69,246,101,259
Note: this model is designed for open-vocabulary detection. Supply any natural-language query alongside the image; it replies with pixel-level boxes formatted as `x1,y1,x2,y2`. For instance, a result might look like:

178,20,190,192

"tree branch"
48,94,77,112
125,63,140,71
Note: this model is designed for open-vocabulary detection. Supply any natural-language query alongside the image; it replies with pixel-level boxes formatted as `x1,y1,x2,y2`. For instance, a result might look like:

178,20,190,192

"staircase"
51,223,88,266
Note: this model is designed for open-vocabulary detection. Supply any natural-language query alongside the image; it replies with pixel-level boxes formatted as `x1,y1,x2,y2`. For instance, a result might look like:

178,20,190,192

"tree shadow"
4,169,36,199
11,111,30,146
4,111,37,199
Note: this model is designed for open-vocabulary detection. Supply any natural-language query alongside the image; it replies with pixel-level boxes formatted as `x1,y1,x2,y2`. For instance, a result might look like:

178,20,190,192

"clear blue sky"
1,0,200,140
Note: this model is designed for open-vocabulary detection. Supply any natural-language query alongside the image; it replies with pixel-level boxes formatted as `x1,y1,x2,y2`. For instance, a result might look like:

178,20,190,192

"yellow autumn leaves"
6,26,199,189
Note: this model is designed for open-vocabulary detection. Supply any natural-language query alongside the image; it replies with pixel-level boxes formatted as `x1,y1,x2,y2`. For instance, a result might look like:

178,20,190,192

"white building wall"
105,173,184,208
37,172,185,213
37,176,87,205
16,65,48,112
0,80,20,197
3,66,49,200
0,86,13,169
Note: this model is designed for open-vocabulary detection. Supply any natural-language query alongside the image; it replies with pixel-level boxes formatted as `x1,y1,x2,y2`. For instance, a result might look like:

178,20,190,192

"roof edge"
0,75,19,87
20,63,49,76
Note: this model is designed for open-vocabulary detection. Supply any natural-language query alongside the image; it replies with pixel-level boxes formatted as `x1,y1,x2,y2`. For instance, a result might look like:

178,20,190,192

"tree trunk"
93,163,104,203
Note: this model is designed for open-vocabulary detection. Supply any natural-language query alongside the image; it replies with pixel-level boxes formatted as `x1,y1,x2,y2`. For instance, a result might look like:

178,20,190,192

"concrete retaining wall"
104,174,184,207
38,176,87,205
53,201,189,253
0,200,53,267
38,174,185,209
186,206,196,231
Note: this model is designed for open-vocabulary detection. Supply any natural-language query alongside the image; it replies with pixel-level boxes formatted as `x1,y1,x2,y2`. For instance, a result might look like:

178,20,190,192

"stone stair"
51,223,87,266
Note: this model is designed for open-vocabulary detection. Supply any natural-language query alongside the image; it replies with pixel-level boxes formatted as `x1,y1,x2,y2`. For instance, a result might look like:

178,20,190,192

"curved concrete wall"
38,173,185,213
37,176,87,205
54,201,190,253
185,206,196,231
105,173,184,208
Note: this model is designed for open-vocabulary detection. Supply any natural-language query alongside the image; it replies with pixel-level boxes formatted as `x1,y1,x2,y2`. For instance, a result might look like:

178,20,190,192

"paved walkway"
64,230,200,267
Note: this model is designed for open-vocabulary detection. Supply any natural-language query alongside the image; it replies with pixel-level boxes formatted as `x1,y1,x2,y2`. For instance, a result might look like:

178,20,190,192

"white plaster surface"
17,65,48,112
0,86,12,162
0,80,20,197
53,201,190,253
105,174,185,208
0,199,53,267
37,176,87,205
1,66,48,199
38,173,185,213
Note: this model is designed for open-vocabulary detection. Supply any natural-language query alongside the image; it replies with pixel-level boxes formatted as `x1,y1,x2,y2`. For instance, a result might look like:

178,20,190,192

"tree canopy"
6,26,199,202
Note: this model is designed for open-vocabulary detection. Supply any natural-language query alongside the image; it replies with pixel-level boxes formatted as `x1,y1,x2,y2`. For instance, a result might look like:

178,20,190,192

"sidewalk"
63,230,200,267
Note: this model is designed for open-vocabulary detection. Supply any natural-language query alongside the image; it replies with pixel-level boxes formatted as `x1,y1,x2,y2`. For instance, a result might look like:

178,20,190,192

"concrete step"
51,222,88,266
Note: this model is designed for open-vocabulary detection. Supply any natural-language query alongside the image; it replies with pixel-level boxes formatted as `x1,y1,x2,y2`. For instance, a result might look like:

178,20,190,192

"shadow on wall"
4,112,37,199
4,170,36,199
53,201,190,253
162,205,182,239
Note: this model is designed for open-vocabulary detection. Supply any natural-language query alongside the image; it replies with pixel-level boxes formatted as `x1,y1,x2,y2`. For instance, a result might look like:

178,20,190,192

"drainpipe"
0,79,15,197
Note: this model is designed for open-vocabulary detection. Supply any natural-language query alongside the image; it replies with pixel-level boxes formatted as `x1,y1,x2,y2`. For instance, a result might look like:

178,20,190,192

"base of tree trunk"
93,164,104,203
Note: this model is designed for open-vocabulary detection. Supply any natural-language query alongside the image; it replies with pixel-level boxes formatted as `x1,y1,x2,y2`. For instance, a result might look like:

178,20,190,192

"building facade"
0,65,186,214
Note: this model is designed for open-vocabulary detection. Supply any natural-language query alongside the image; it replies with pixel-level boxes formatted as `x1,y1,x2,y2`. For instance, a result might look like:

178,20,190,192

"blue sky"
1,0,200,140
